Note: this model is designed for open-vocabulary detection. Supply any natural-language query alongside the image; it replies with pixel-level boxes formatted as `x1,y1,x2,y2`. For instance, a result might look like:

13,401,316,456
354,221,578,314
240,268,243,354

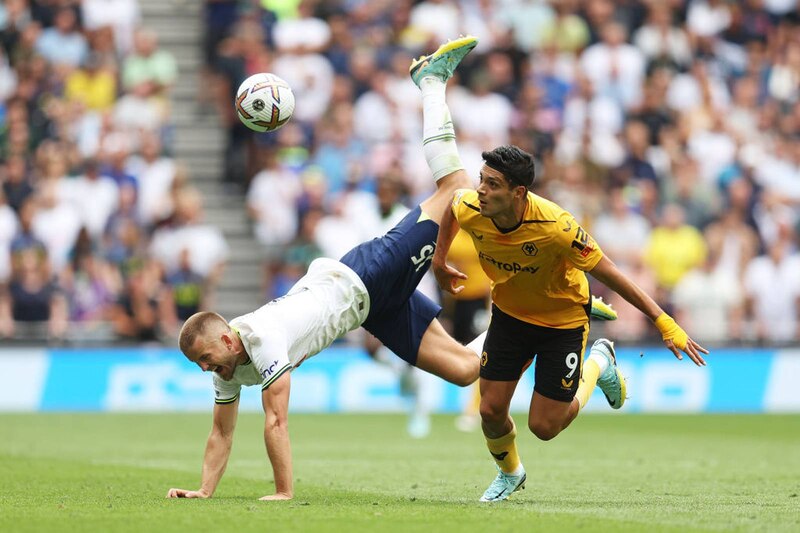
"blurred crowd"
2,0,799,347
0,0,228,342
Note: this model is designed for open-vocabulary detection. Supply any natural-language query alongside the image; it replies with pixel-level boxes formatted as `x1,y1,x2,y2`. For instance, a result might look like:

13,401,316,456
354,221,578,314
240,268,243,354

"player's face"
187,334,237,381
476,165,516,218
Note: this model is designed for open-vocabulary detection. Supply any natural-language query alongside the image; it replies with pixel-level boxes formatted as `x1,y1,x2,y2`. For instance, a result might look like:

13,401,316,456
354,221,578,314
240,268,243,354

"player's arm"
259,371,293,501
589,255,708,366
166,399,240,499
432,200,468,294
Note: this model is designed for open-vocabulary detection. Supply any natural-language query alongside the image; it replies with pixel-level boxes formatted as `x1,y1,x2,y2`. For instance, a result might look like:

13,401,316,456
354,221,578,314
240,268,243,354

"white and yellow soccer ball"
235,73,295,133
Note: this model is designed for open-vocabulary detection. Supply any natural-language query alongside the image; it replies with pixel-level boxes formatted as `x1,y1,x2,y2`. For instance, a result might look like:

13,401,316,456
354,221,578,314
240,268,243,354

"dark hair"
481,145,536,189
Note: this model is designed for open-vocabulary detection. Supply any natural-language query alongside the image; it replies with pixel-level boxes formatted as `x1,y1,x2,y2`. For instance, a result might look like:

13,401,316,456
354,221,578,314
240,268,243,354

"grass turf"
1,413,798,532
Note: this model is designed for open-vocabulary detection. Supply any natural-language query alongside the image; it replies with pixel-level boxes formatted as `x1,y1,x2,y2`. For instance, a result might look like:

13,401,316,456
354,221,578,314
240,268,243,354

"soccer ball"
235,73,295,133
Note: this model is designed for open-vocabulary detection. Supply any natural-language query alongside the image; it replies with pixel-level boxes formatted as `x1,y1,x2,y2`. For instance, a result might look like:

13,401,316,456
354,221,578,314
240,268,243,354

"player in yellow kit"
410,35,708,502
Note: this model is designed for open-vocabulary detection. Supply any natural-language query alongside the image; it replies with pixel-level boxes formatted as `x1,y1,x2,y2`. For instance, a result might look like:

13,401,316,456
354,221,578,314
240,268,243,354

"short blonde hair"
179,311,229,356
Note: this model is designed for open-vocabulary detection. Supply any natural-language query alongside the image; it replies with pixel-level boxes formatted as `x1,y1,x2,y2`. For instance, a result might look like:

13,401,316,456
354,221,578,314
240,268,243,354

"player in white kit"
165,40,487,501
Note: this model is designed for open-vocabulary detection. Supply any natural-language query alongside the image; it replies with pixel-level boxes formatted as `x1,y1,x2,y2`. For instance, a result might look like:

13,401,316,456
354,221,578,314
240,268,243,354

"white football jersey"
213,258,370,402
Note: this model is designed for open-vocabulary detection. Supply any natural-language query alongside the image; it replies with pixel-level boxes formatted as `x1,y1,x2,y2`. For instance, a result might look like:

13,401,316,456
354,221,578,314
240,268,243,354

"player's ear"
221,332,233,350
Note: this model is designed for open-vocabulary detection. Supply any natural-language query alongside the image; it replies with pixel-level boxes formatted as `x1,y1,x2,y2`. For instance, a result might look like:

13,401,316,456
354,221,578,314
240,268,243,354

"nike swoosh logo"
496,473,526,499
471,231,484,240
562,221,573,232
490,451,509,461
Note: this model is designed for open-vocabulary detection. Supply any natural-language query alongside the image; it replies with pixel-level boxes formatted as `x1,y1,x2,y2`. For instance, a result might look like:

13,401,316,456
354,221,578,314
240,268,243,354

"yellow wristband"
654,313,688,350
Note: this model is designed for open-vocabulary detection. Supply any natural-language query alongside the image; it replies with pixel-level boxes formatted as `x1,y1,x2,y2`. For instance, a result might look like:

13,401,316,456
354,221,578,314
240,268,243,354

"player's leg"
527,336,626,441
474,308,532,501
411,36,478,224
477,378,527,502
415,317,479,386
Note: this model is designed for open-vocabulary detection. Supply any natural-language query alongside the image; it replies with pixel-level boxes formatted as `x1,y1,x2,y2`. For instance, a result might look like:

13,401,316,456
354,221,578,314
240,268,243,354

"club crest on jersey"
521,242,538,256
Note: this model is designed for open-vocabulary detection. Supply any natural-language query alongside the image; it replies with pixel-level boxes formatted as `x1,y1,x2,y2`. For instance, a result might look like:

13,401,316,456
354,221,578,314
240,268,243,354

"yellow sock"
486,422,521,474
575,358,601,409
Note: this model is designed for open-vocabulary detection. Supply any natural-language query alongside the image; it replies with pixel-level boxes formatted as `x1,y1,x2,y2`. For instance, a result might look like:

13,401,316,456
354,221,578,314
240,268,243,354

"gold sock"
575,358,601,409
485,421,521,474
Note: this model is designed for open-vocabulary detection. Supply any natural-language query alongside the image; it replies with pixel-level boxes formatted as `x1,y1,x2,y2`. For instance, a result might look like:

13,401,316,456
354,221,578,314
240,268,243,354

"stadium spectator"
109,259,163,341
161,248,208,337
125,132,178,228
0,188,18,284
673,250,744,344
633,3,692,72
62,229,118,324
58,158,119,240
81,0,140,55
64,53,117,112
149,186,229,289
246,149,302,255
592,186,651,270
34,7,87,68
121,28,177,98
644,203,708,295
743,232,800,345
30,179,82,273
0,246,67,340
1,155,34,213
579,21,646,110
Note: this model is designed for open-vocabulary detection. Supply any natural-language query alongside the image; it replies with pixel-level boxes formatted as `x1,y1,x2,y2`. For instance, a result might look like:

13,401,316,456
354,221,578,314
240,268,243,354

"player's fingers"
665,340,683,360
694,340,710,355
687,340,708,366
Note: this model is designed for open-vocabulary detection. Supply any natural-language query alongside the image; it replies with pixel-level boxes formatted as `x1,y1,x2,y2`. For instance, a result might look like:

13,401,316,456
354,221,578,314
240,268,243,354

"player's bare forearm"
590,256,663,320
167,401,238,499
590,255,708,365
433,204,460,267
261,372,293,500
433,204,468,293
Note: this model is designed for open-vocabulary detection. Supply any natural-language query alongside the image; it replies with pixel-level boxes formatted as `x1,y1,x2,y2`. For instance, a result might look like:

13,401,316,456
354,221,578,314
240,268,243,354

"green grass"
1,414,798,532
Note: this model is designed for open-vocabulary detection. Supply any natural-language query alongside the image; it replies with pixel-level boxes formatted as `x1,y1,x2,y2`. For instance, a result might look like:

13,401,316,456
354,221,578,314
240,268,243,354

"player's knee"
453,358,479,387
479,403,507,426
528,420,560,441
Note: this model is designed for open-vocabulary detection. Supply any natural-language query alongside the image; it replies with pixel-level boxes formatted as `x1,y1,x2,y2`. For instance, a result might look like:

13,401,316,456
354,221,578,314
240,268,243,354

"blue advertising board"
1,346,798,413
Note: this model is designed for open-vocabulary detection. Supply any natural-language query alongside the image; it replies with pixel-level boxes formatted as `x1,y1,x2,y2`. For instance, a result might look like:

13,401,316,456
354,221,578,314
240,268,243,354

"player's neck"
232,334,250,366
493,196,527,230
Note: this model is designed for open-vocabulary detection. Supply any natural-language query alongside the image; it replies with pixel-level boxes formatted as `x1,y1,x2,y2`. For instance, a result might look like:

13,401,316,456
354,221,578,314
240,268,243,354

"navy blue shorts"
340,206,441,365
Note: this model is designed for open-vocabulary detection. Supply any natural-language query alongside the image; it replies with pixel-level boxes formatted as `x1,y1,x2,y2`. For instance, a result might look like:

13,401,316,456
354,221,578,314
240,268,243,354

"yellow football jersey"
451,189,604,329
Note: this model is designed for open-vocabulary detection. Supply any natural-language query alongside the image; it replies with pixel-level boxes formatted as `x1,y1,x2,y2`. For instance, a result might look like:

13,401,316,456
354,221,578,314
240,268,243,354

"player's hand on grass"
259,492,292,501
432,262,468,295
166,488,211,499
655,313,709,366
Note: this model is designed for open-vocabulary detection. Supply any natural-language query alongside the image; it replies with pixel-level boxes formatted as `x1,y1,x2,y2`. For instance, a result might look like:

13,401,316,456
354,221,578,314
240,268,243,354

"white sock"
508,464,525,477
588,349,610,374
420,76,464,181
466,331,487,357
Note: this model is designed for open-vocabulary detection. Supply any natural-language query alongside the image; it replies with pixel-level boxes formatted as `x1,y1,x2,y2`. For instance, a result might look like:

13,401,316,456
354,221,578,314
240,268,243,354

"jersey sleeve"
450,189,475,225
213,374,242,405
251,334,292,392
553,211,604,271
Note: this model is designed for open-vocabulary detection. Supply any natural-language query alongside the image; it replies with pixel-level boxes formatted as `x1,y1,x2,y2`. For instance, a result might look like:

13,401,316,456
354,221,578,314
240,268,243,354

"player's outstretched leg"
412,36,478,224
593,339,627,409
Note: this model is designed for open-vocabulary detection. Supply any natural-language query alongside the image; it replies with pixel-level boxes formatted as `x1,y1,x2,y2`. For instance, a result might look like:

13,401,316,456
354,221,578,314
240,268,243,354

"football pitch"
1,414,798,533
